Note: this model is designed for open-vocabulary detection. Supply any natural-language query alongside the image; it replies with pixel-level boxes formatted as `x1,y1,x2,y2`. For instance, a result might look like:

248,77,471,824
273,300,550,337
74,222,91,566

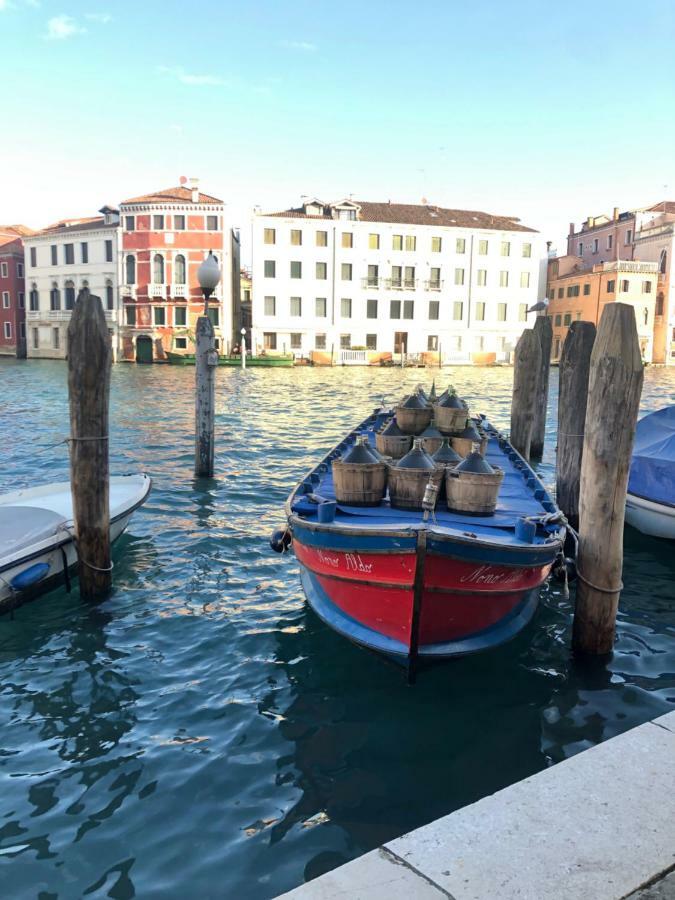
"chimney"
587,216,593,227
189,177,199,203
613,207,619,221
569,222,575,235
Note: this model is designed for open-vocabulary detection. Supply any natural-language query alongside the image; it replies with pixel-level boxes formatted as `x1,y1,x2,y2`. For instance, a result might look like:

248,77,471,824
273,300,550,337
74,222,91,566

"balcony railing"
361,277,380,289
122,284,137,299
424,280,443,291
172,284,187,298
149,283,166,298
49,309,73,320
26,310,41,320
602,260,659,274
340,349,367,364
383,278,418,290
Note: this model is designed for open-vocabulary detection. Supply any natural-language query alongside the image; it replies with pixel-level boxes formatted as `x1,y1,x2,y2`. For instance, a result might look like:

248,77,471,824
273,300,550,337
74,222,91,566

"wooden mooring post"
195,314,216,478
572,303,643,656
67,289,112,600
510,328,541,460
556,321,596,528
530,316,553,458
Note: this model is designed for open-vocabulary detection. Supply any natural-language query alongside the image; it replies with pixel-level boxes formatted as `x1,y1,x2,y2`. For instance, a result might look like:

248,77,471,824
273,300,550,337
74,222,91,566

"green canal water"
1,359,674,899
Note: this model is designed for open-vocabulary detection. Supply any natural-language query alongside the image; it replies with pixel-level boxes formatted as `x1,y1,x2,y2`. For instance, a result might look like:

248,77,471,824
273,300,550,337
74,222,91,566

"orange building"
547,255,658,362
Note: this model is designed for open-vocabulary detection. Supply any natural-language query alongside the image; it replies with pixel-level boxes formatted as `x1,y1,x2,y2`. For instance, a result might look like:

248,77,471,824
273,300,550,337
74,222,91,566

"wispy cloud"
45,14,85,39
85,11,112,23
157,65,223,86
280,39,317,52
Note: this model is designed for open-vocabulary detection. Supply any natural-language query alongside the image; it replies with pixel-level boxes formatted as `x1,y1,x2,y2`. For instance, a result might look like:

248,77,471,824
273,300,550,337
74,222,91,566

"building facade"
633,208,675,365
0,226,32,358
250,199,546,363
566,208,637,267
118,183,240,362
547,255,658,362
23,210,120,360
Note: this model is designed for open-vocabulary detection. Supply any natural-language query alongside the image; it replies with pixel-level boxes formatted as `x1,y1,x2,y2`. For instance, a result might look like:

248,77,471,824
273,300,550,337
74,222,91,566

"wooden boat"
166,351,294,367
625,406,675,540
0,474,152,611
278,406,566,676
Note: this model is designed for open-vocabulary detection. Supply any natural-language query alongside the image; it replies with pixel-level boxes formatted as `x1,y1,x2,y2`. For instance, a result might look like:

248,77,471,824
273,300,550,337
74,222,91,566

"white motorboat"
625,406,675,540
0,474,152,609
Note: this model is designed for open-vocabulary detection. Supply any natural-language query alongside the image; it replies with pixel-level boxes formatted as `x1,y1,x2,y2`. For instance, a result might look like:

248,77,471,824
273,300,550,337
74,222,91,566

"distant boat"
0,474,152,610
165,351,294,367
626,406,675,540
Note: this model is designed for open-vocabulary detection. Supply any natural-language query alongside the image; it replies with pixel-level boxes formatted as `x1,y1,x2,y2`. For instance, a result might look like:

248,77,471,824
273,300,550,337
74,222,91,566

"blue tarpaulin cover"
628,406,675,508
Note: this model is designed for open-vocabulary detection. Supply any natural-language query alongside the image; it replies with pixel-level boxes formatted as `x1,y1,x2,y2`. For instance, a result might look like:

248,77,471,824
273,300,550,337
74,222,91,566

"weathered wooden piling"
572,303,644,656
195,314,216,477
510,329,541,460
556,321,596,528
530,316,553,458
67,289,112,600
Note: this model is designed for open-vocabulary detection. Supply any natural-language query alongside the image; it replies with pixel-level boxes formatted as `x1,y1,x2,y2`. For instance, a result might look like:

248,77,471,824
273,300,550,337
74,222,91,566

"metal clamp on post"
206,348,219,368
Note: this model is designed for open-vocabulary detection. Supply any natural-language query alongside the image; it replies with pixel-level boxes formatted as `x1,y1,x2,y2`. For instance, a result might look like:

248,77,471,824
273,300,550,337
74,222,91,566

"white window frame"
2,291,9,308
0,262,7,278
3,321,11,339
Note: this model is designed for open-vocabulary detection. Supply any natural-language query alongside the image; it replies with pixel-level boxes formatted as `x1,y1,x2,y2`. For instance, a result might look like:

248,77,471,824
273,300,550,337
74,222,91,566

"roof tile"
120,186,223,206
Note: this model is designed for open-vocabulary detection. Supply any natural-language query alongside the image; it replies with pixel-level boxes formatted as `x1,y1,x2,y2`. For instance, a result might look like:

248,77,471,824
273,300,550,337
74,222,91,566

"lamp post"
194,251,222,478
240,327,247,370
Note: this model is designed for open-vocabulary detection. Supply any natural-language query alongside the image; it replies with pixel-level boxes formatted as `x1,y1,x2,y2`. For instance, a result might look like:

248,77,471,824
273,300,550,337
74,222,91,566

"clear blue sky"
1,0,674,256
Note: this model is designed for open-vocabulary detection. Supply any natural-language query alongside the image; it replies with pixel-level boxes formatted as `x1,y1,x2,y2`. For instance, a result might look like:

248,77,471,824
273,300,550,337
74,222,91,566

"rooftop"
120,186,223,206
31,216,116,237
0,224,36,239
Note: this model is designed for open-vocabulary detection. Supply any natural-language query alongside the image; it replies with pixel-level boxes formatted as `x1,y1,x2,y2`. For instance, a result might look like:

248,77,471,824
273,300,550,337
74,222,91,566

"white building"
633,204,675,365
23,207,121,360
251,198,547,363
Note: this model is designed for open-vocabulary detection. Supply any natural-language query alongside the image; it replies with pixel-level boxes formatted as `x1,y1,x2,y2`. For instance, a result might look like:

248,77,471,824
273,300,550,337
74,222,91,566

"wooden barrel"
375,431,412,459
435,405,468,435
395,405,432,435
388,465,435,510
332,459,387,506
445,467,504,515
450,434,479,458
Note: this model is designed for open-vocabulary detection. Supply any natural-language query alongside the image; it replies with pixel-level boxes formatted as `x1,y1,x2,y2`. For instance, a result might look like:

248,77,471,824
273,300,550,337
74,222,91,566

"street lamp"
197,250,221,315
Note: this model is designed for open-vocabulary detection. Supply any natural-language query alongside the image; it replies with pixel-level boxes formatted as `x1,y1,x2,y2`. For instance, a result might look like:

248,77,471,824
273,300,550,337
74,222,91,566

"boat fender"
270,528,292,553
10,562,50,591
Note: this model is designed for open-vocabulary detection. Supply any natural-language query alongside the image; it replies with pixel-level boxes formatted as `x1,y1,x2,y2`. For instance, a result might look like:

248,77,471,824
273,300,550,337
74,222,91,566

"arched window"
64,280,76,310
175,254,186,285
659,249,667,275
643,307,649,326
105,279,114,311
153,253,164,284
50,282,61,311
125,255,136,285
29,283,39,311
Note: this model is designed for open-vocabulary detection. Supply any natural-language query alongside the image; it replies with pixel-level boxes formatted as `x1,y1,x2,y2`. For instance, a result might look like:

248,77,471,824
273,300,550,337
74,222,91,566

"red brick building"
118,182,240,362
0,225,33,358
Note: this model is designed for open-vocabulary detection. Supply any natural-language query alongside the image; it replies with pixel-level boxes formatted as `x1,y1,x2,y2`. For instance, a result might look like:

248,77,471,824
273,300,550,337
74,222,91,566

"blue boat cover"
628,406,675,508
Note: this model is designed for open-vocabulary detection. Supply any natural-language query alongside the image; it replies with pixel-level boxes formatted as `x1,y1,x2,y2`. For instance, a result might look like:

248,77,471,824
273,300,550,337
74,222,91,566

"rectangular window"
522,243,532,258
429,267,441,289
153,215,164,230
428,300,439,320
264,260,276,277
456,237,466,254
607,234,613,249
500,241,510,256
340,297,352,318
431,236,442,253
32,327,39,349
342,232,353,248
81,242,88,263
593,238,599,253
290,296,302,316
315,297,327,317
174,306,187,326
642,281,652,293
3,321,11,339
558,287,564,299
555,314,562,326
207,307,219,327
290,229,302,246
175,336,187,349
341,262,352,281
19,322,25,339
477,269,487,286
607,279,615,293
625,229,633,244
290,261,302,278
30,247,37,267
578,242,583,255
405,235,416,251
474,335,485,351
206,215,218,231
290,333,302,349
105,240,113,262
519,303,528,321
18,291,24,309
125,216,135,231
520,272,530,288
264,332,277,350
366,333,377,350
153,307,166,325
478,239,488,255
174,215,186,231
391,265,402,287
454,268,465,286
403,300,414,319
620,279,629,293
390,300,401,319
316,261,327,280
367,299,378,319
2,291,9,308
316,230,327,247
264,295,276,315
315,333,326,349
452,334,462,351
453,301,463,320
53,327,60,349
583,283,591,295
340,334,351,349
16,262,23,277
367,264,379,286
64,244,74,264
563,313,572,326
499,270,509,287
428,334,438,351
392,234,403,251
125,306,136,326
264,228,276,244
475,301,486,321
404,266,415,288
549,288,555,300
497,302,507,321
369,233,380,249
